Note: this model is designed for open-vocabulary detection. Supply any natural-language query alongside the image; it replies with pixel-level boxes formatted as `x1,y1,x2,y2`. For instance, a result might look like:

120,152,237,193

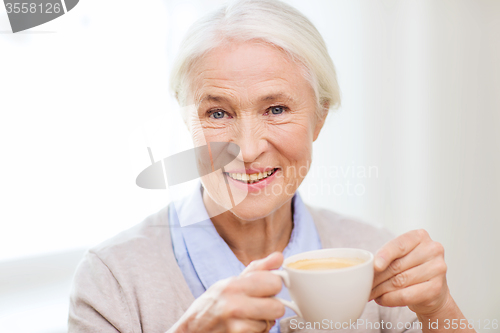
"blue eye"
210,110,225,119
270,106,285,115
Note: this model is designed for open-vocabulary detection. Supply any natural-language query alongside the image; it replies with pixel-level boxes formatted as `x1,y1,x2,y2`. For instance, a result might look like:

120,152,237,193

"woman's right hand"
169,252,286,333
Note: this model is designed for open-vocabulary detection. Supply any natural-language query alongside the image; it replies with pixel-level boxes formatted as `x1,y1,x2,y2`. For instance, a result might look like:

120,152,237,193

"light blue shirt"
169,182,322,332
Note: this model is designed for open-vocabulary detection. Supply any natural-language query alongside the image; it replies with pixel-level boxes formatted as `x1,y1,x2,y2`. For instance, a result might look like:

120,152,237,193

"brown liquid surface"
286,257,365,270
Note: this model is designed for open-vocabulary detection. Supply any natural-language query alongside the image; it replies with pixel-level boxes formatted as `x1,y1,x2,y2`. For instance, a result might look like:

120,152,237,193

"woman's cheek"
190,128,207,146
269,127,312,183
273,123,312,156
190,125,227,146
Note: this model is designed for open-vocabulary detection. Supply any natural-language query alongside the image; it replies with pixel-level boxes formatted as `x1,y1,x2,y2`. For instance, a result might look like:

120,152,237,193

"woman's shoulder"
88,204,173,265
73,204,182,294
305,204,395,254
69,204,194,331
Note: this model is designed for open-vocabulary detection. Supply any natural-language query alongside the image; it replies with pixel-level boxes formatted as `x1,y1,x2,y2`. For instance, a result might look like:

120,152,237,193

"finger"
237,271,283,297
372,241,440,287
242,252,284,275
228,295,285,320
227,318,269,333
374,229,430,271
374,276,445,308
370,257,447,301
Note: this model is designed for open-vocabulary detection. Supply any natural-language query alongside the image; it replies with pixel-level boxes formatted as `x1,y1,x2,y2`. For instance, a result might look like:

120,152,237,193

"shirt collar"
173,180,321,290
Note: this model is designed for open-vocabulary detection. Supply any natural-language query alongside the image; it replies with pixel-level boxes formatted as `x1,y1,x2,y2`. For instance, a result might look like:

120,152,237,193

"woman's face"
187,41,326,220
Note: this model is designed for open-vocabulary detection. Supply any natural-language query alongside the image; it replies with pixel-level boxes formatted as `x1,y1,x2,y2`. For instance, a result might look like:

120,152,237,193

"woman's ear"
313,101,330,142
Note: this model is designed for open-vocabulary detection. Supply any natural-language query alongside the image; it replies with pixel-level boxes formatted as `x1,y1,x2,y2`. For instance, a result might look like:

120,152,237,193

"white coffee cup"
270,248,374,325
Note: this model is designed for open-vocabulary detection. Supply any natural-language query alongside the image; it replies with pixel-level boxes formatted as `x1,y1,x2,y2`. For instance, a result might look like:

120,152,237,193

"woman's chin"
227,198,286,221
227,207,272,221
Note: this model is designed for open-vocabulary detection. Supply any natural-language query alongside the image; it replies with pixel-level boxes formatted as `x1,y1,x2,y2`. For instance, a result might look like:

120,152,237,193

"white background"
1,0,499,332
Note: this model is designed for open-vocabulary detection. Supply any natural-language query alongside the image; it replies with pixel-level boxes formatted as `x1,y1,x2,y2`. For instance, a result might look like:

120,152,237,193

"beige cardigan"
68,204,421,333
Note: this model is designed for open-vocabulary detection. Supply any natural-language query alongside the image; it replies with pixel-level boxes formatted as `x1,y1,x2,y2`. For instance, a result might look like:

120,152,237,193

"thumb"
241,251,284,275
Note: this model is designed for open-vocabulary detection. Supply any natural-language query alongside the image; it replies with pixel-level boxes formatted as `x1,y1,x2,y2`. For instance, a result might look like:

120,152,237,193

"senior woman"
68,1,474,333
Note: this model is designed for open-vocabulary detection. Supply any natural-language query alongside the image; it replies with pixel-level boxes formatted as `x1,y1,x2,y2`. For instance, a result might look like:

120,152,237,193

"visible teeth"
227,169,276,183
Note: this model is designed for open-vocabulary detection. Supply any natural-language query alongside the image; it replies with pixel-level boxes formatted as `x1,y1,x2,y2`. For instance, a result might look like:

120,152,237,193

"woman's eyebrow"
197,93,294,106
260,93,294,103
199,94,228,104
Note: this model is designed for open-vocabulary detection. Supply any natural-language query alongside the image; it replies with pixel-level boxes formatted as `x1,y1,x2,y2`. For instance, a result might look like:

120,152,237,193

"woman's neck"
202,189,294,266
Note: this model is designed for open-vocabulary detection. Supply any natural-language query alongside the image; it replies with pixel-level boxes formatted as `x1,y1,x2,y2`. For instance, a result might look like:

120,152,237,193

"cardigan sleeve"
68,251,136,333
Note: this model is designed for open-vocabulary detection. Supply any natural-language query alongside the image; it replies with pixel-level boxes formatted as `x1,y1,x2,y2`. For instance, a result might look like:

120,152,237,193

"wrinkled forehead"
186,41,311,106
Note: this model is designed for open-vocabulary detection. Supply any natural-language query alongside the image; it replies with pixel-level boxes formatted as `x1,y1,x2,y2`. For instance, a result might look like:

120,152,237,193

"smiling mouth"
224,168,278,184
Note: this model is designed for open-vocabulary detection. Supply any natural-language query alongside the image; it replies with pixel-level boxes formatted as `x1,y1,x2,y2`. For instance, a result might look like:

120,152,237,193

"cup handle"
270,270,303,318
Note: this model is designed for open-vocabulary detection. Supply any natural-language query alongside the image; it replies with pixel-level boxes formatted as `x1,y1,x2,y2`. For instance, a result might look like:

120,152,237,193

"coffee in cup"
270,248,374,325
286,257,365,270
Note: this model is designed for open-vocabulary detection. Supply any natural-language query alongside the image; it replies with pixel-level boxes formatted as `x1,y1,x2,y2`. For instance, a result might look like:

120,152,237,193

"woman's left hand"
370,229,451,317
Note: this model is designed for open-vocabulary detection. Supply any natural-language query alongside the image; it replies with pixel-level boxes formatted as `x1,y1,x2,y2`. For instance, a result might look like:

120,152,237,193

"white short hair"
169,0,341,115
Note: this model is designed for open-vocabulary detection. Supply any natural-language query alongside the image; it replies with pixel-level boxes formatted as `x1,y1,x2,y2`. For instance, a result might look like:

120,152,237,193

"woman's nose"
233,122,267,163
